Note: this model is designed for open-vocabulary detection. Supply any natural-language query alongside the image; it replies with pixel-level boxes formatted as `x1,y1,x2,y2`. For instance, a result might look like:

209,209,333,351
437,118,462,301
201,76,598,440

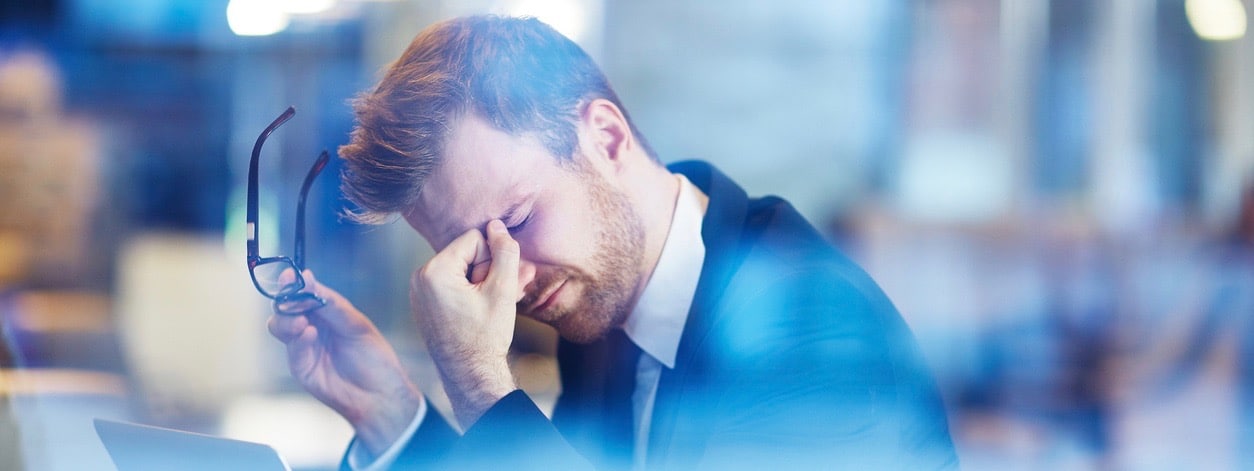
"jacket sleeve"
338,398,457,471
358,390,595,470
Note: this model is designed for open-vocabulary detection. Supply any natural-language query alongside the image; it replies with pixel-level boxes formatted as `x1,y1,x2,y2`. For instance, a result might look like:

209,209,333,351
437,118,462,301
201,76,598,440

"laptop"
94,418,292,471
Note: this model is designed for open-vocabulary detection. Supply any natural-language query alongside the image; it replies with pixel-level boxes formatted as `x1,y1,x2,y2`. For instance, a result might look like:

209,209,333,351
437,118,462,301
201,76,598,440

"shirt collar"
620,174,707,369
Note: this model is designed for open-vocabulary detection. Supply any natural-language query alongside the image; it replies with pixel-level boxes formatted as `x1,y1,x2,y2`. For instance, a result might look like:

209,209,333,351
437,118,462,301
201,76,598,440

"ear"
579,99,633,171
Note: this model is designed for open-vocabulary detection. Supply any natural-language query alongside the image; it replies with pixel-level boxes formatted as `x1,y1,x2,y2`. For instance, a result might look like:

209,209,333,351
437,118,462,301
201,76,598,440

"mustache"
518,268,580,310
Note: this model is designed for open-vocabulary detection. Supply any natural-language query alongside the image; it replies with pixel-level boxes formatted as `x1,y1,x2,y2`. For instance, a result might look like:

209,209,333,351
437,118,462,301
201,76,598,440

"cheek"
516,173,605,270
515,226,566,267
515,213,597,270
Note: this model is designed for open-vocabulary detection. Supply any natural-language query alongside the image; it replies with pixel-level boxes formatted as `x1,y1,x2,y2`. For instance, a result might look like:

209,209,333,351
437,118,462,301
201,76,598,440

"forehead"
405,114,553,248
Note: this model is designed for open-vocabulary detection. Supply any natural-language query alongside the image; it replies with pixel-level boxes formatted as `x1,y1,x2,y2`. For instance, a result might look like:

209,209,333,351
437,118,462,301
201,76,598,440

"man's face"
403,114,645,343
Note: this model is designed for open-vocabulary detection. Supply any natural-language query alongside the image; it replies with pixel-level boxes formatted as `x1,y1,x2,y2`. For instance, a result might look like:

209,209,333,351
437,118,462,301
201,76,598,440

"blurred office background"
0,0,1251,469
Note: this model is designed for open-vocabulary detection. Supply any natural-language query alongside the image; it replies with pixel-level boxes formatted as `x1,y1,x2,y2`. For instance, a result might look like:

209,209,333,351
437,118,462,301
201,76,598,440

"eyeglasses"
246,106,329,314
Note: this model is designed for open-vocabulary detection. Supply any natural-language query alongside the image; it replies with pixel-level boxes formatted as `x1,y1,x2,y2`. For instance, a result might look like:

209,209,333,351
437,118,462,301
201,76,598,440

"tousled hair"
338,15,653,224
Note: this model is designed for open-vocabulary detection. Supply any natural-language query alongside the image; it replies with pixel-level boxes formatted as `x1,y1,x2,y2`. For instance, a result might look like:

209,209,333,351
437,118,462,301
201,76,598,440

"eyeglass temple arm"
294,150,330,270
247,106,297,261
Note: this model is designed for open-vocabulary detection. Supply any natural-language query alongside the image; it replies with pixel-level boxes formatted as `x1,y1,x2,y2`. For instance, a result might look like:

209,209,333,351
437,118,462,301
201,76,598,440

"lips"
527,279,566,315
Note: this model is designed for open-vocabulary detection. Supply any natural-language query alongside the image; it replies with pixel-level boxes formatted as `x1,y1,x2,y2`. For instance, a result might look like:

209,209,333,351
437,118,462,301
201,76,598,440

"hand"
410,220,533,428
267,270,422,458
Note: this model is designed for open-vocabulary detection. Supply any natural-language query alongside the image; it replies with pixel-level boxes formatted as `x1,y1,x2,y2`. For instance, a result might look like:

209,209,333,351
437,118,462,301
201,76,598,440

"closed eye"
508,213,532,233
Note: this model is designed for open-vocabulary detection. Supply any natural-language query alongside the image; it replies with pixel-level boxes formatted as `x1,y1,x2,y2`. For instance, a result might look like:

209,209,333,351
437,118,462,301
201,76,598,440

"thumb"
482,219,521,302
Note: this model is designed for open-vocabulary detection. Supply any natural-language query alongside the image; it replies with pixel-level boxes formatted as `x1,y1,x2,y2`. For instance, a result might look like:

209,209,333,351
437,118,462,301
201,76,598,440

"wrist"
352,383,424,458
445,359,517,428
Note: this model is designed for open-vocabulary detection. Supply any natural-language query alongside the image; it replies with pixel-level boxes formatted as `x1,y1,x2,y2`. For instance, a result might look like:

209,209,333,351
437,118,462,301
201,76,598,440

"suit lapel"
645,161,754,467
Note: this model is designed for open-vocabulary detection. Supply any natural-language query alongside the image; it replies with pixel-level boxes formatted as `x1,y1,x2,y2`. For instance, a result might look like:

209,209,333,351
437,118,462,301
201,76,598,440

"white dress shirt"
350,173,708,470
620,174,707,468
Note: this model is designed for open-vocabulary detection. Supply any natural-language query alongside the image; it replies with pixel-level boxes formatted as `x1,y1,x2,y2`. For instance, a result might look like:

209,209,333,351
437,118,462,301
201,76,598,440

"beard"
516,163,646,344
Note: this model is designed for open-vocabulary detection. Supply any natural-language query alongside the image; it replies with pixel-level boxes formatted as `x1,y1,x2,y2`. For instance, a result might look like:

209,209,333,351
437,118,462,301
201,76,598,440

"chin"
552,306,630,345
556,325,612,344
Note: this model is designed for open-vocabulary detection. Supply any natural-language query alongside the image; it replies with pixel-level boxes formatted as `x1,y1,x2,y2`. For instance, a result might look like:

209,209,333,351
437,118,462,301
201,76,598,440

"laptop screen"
94,418,292,471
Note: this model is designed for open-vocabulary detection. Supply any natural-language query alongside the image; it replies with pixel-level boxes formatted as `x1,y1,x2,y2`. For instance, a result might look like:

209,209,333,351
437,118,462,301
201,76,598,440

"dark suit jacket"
351,161,958,470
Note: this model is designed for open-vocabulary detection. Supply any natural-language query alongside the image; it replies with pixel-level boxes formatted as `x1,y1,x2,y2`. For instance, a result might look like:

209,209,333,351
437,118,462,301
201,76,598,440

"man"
268,15,958,470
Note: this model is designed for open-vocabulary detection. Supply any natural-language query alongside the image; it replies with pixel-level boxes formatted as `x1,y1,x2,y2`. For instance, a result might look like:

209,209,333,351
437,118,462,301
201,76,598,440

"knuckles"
413,262,440,287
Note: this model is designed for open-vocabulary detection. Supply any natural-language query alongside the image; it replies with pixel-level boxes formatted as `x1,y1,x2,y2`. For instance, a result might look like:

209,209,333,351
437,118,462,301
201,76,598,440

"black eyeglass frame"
246,106,329,312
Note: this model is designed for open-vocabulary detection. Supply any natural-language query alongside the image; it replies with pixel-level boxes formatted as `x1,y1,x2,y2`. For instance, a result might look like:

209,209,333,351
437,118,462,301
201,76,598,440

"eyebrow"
435,183,529,246
440,199,525,244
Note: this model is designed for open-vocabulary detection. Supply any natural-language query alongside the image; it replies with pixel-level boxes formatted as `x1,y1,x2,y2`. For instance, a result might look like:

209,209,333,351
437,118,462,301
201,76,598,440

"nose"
516,259,537,303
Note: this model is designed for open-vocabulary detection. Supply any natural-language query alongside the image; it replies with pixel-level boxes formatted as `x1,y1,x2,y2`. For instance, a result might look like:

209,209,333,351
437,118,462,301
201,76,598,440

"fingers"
266,271,319,375
268,311,309,342
286,323,320,377
290,323,320,354
300,269,327,300
272,268,320,314
268,312,318,376
299,270,373,336
484,220,521,300
468,258,491,285
433,229,490,278
269,269,373,340
413,220,525,308
278,268,298,287
277,269,335,304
